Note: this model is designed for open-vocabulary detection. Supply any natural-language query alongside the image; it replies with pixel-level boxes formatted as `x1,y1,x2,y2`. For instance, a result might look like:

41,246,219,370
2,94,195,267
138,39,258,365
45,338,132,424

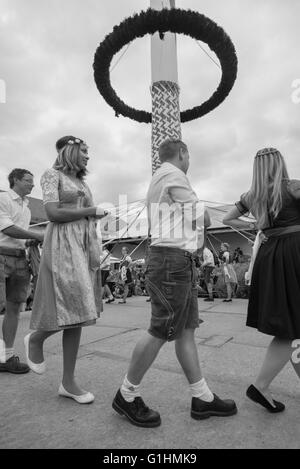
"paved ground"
0,298,299,449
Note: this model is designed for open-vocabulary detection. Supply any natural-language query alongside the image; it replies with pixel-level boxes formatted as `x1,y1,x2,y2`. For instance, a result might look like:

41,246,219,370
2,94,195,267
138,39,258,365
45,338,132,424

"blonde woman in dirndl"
24,136,108,403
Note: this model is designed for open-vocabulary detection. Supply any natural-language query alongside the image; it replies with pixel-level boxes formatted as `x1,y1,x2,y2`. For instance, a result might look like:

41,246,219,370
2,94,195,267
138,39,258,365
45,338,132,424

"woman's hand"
95,206,110,219
260,232,268,244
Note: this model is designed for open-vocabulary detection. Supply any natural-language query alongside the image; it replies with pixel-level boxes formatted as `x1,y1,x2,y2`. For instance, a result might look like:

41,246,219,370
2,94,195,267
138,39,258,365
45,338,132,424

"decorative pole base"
151,81,181,174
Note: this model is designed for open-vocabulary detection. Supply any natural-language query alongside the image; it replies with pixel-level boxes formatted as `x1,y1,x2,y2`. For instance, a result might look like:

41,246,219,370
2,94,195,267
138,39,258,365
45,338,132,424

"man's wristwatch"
249,222,256,230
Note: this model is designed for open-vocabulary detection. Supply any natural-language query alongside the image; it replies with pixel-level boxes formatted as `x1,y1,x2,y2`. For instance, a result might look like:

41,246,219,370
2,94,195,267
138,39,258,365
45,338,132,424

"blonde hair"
53,142,87,180
246,148,289,229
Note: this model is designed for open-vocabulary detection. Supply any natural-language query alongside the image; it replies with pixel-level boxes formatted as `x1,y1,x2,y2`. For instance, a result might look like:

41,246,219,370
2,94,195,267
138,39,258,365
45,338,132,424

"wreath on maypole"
93,8,238,123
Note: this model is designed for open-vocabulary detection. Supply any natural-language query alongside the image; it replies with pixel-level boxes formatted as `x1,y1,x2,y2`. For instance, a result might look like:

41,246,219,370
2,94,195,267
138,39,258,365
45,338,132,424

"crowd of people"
0,137,299,428
99,242,248,306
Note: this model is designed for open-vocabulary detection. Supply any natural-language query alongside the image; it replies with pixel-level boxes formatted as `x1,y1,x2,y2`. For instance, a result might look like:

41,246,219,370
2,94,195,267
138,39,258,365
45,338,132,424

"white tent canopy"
98,199,255,242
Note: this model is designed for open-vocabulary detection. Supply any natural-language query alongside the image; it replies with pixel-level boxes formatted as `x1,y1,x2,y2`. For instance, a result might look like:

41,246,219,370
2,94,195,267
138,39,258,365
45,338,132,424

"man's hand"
25,239,41,248
33,233,44,244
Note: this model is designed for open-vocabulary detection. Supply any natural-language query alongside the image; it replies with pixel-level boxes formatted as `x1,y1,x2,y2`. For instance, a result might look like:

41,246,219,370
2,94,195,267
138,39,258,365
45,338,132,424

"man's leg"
0,255,31,370
204,279,214,301
127,332,165,385
112,332,165,427
207,280,213,299
2,301,21,350
175,328,237,419
175,328,202,384
0,301,29,373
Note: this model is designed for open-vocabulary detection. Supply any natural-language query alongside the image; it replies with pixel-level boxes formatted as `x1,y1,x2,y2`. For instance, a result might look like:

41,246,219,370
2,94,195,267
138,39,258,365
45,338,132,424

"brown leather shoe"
112,389,161,428
0,356,30,374
191,394,237,420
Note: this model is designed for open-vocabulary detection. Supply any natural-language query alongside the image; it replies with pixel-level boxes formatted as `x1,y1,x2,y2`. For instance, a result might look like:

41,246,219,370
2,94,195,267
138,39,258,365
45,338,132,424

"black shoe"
105,298,115,304
0,356,30,374
146,298,151,302
112,389,161,428
223,299,232,302
204,297,214,302
246,384,285,413
191,394,237,420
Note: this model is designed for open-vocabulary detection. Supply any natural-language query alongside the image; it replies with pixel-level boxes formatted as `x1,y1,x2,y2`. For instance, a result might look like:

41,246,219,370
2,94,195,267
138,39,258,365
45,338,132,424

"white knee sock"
190,378,214,402
0,340,6,363
5,348,14,362
120,375,141,403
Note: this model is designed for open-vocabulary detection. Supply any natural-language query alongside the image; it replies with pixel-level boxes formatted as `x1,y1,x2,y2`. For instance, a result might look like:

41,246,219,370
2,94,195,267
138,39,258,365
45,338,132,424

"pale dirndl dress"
30,169,102,331
222,251,238,284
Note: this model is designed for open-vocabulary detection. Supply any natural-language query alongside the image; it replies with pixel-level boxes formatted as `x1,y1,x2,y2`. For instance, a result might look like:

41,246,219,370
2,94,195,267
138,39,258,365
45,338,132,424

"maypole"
93,3,238,247
150,0,181,174
93,5,238,171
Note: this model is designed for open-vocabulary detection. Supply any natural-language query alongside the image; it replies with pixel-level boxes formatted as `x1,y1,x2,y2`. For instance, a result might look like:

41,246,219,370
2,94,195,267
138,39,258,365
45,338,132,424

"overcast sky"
0,0,299,207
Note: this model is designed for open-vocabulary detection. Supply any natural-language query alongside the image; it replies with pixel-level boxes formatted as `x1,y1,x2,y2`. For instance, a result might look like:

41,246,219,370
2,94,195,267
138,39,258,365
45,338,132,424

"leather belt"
0,247,26,258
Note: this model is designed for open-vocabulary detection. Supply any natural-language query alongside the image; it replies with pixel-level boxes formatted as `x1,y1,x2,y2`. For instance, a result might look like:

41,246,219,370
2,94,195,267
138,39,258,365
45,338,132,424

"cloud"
0,0,300,208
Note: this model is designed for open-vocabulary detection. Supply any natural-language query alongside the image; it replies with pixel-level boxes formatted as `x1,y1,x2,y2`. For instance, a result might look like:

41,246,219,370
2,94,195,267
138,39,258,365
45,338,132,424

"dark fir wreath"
93,8,238,123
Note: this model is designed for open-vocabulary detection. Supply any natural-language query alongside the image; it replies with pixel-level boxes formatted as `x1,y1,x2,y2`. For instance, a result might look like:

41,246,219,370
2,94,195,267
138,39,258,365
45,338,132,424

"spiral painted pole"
150,0,181,174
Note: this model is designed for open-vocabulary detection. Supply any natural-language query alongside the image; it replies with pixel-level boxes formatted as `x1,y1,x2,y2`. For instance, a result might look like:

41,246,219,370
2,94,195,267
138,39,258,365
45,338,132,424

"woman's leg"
225,281,232,300
29,330,59,363
104,284,113,298
254,337,294,402
120,284,129,303
62,327,84,395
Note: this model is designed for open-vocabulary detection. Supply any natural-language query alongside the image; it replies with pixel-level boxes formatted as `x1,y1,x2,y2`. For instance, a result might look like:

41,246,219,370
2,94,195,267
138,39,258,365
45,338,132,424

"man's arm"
169,178,205,224
204,209,211,228
0,195,44,242
2,225,44,243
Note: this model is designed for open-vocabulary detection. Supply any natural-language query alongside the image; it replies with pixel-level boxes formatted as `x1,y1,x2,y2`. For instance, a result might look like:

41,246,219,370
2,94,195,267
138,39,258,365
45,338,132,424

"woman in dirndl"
24,136,108,404
220,242,237,302
223,148,300,413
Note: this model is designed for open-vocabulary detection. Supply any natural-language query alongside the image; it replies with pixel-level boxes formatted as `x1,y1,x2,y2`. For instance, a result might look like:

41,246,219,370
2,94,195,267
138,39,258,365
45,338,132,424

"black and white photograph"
0,0,300,453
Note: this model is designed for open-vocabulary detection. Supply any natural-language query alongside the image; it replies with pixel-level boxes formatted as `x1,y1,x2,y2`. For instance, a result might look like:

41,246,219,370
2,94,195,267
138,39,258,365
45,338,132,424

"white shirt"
147,162,204,252
0,190,31,249
203,247,215,267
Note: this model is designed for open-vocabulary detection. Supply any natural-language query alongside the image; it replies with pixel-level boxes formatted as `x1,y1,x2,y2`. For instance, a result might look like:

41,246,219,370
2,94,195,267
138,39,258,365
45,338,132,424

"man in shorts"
112,139,237,427
0,169,43,373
